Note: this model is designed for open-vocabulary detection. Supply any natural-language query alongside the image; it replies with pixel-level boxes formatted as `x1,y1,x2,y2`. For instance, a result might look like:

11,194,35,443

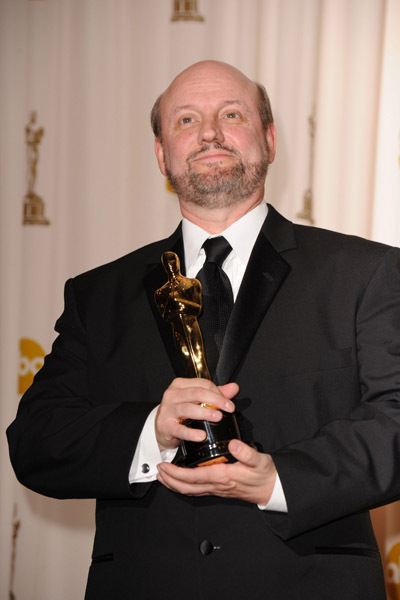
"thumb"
228,439,259,467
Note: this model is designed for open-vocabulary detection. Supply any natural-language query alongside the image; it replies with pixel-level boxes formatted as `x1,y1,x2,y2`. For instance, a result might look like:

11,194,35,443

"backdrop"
1,0,399,598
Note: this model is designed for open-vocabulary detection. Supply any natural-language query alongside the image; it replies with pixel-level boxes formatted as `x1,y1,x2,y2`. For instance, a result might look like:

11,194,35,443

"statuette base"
176,412,240,468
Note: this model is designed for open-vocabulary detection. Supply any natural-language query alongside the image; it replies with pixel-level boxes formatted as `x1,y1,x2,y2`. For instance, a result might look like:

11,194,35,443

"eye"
180,116,194,125
225,112,240,119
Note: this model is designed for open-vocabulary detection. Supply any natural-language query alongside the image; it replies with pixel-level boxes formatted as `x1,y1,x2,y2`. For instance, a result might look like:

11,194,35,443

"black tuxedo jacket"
8,206,400,599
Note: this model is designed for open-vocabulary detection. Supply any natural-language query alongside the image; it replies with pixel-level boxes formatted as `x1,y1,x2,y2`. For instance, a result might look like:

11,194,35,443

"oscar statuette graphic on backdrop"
23,111,50,226
171,0,204,22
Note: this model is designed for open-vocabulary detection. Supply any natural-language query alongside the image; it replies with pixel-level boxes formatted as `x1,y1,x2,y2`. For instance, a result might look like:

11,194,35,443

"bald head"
151,61,273,142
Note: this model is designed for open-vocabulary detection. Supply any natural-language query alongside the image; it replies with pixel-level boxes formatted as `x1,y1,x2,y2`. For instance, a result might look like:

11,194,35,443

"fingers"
160,387,234,425
167,378,237,412
165,400,225,424
155,377,238,451
157,446,277,505
157,461,233,497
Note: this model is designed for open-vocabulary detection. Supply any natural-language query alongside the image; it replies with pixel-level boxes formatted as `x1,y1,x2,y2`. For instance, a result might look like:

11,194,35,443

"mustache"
186,143,241,163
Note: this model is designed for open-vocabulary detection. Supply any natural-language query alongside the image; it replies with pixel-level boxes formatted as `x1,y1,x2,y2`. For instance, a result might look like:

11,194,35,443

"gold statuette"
155,251,211,380
155,251,241,468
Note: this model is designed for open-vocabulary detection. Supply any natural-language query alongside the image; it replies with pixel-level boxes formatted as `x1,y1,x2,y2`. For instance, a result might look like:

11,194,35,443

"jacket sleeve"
7,277,157,500
264,246,400,539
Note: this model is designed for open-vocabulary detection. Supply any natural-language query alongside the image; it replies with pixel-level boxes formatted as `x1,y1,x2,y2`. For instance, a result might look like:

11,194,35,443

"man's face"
155,62,276,209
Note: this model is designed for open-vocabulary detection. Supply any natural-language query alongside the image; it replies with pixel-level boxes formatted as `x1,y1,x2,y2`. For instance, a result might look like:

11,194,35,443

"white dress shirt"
129,201,287,512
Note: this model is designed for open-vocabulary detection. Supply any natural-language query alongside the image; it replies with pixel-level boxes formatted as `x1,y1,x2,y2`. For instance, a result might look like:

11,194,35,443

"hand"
157,439,277,506
155,377,238,452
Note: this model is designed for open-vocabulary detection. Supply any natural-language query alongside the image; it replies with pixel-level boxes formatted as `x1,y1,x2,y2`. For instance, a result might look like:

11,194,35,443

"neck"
179,191,265,234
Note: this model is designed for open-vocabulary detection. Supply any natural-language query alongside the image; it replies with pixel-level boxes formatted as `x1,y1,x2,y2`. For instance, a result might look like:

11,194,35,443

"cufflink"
141,463,150,474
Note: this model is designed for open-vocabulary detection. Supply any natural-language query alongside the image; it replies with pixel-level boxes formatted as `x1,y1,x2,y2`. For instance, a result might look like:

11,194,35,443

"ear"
155,137,167,176
266,123,277,164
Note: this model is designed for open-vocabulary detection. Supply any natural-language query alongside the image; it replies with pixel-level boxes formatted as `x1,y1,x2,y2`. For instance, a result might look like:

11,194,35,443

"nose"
197,116,224,145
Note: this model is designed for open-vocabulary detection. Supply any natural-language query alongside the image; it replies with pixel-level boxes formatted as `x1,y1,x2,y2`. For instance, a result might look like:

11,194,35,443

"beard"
165,143,270,209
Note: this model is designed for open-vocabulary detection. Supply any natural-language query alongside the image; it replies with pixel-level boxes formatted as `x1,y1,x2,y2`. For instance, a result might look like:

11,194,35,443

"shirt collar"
182,202,268,272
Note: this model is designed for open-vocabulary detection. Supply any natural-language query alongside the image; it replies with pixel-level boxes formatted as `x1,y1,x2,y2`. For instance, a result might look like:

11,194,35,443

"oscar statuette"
155,251,241,467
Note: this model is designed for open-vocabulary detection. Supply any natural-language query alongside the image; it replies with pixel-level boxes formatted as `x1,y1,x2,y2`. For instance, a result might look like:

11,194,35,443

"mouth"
188,145,240,168
191,152,236,164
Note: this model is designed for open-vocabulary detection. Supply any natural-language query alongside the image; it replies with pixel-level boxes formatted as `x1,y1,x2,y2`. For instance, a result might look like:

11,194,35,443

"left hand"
157,439,277,506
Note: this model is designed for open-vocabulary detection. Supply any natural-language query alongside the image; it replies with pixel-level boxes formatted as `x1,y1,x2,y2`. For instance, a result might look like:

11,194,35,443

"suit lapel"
215,206,296,384
143,206,297,384
143,226,187,378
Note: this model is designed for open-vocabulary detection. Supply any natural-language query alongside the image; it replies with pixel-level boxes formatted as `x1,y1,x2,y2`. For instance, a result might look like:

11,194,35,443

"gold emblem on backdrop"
166,178,176,194
171,0,204,22
386,541,400,599
23,111,50,225
296,111,316,225
18,337,45,394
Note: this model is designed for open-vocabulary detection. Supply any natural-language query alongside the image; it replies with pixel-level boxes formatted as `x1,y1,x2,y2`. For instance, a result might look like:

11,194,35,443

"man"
7,61,400,599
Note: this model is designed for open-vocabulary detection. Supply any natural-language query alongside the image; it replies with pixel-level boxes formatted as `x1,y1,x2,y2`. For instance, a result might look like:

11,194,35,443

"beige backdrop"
1,0,399,598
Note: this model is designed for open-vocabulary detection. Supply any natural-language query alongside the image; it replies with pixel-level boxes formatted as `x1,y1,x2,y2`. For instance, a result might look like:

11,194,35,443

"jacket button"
199,540,213,555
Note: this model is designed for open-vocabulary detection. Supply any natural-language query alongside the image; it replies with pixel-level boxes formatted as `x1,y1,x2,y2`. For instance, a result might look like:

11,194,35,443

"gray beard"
166,145,269,209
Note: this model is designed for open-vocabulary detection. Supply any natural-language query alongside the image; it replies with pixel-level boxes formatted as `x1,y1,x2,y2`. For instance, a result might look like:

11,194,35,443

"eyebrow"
172,100,242,114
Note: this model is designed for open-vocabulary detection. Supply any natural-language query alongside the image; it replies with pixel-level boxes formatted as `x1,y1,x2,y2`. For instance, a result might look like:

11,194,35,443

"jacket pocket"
91,552,114,564
279,347,353,378
315,546,381,561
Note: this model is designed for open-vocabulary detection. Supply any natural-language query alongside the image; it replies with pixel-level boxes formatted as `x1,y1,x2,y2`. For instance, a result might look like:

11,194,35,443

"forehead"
161,64,259,119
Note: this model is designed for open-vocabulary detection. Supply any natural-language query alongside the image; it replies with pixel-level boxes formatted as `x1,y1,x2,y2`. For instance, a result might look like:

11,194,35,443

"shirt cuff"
257,473,288,512
129,406,177,483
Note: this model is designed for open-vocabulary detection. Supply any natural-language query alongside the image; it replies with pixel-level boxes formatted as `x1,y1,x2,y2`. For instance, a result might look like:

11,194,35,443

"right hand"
155,378,239,452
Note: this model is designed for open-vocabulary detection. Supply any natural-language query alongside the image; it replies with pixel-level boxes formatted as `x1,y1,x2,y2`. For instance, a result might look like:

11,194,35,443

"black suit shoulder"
292,220,393,255
266,204,399,289
67,225,183,315
285,219,398,283
74,231,178,287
